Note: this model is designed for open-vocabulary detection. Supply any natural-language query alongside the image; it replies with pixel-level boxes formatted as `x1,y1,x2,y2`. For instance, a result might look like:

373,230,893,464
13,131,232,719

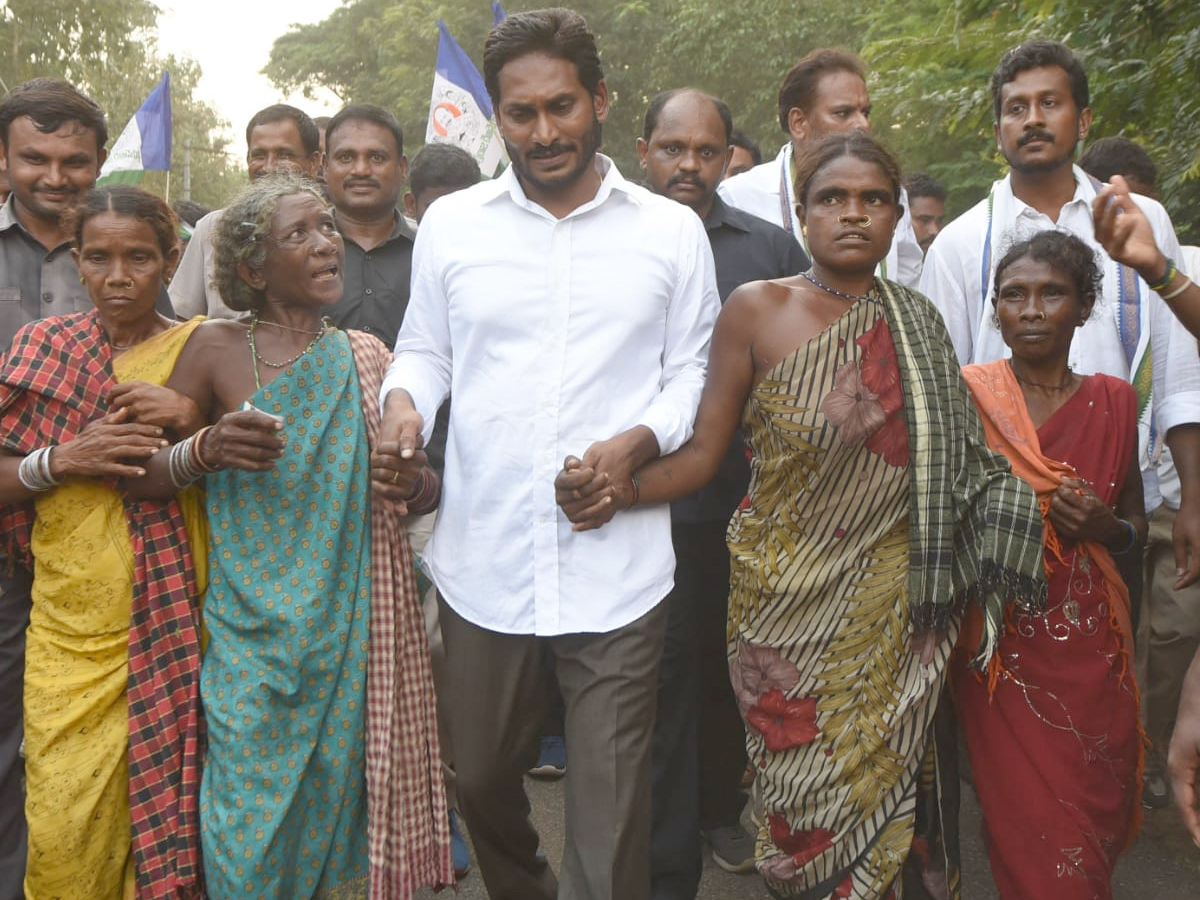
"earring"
79,275,85,284
801,225,807,239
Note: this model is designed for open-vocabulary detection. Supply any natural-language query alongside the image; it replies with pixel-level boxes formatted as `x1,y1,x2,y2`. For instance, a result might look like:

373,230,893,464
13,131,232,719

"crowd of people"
1,6,1199,900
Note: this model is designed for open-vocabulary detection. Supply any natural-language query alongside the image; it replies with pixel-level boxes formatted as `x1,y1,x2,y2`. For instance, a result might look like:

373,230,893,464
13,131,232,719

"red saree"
956,361,1142,900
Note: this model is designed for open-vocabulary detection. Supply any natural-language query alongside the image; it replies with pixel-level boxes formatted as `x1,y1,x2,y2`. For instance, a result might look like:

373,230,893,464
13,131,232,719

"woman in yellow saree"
0,186,207,899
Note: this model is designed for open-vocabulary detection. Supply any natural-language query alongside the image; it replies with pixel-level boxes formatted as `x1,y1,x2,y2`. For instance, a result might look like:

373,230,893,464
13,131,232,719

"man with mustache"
322,104,414,348
377,9,719,900
169,104,321,319
635,87,805,898
920,43,1200,667
0,78,112,898
717,48,924,287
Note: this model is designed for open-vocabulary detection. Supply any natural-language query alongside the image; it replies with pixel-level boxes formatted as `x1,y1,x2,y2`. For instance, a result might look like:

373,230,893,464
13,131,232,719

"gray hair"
212,172,328,312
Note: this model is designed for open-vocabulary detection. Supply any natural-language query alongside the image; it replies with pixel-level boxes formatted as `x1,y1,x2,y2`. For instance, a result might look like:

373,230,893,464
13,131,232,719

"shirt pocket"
0,288,31,349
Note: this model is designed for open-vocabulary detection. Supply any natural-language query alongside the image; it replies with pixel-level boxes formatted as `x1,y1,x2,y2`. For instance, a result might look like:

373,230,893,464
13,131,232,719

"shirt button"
42,292,51,301
364,288,374,295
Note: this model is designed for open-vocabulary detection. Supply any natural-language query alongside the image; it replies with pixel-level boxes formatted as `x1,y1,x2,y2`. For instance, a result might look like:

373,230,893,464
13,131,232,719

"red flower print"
821,363,885,446
746,689,820,752
730,641,801,715
856,317,901,400
864,409,909,467
767,814,835,866
832,874,854,898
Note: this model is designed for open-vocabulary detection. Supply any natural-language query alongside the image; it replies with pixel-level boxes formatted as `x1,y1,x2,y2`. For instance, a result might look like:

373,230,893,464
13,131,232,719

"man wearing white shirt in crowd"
717,47,924,287
376,9,719,900
919,40,1200,593
1080,136,1200,807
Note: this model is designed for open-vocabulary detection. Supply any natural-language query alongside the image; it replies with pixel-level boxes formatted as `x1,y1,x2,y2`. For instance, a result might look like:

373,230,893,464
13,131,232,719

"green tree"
0,0,244,209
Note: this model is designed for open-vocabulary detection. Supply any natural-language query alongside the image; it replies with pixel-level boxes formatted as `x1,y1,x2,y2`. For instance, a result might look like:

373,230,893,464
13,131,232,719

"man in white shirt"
376,10,719,900
717,47,924,287
919,40,1200,587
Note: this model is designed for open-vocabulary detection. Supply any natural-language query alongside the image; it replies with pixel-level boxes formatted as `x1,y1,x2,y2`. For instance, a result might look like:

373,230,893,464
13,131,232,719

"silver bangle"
167,428,216,489
17,447,60,492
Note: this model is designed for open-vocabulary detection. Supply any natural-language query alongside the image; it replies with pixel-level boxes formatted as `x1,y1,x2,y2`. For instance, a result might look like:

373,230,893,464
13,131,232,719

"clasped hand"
555,436,641,531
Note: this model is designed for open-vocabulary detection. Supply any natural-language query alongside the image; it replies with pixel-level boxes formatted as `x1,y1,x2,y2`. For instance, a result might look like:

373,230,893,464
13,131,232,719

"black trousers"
0,560,31,900
650,521,748,900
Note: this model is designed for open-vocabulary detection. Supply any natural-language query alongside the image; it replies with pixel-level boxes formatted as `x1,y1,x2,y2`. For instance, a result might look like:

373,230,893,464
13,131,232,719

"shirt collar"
703,194,751,233
1001,164,1096,218
335,208,416,248
0,194,73,252
492,154,641,219
0,195,22,234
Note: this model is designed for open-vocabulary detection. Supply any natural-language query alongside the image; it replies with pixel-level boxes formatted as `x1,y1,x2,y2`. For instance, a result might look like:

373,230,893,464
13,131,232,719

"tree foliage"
0,0,244,208
265,0,1200,237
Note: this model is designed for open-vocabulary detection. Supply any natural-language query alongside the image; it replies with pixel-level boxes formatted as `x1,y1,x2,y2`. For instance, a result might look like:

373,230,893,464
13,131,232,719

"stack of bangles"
168,426,219,488
17,446,61,492
1149,257,1193,303
402,467,440,515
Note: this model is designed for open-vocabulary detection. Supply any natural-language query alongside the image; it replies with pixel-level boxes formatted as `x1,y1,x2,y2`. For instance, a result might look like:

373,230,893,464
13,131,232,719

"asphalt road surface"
417,775,1200,899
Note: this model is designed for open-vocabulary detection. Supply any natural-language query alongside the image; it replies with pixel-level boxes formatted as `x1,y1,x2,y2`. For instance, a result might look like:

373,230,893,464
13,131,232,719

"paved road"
418,776,1200,898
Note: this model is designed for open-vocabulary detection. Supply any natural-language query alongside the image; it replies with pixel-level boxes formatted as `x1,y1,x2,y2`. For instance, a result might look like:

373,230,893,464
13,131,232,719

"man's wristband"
1149,258,1178,294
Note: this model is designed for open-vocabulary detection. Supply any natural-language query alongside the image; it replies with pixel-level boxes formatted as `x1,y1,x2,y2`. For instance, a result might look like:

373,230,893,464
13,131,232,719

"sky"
156,0,345,157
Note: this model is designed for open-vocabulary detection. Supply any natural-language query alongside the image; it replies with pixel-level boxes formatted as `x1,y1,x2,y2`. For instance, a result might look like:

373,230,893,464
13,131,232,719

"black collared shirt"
327,211,416,349
673,196,809,524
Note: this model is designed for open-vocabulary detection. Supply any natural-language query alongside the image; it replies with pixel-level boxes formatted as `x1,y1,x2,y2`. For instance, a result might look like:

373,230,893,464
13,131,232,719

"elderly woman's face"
994,255,1087,365
256,193,344,308
73,211,178,330
798,155,899,276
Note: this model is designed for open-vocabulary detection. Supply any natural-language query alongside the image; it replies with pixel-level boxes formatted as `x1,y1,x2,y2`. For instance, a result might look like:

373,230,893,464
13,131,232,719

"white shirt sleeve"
380,220,453,446
917,224,978,366
635,213,719,454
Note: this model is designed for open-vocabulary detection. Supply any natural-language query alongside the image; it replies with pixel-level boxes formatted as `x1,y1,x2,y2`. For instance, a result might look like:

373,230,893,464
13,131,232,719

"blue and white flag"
99,72,172,185
492,2,507,26
425,20,506,176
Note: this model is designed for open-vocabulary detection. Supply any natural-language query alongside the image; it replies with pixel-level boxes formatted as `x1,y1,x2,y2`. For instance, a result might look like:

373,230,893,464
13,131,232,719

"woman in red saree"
957,230,1145,899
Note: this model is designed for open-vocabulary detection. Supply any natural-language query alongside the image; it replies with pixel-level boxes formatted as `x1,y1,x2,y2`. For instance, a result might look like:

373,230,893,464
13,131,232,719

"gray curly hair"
212,172,329,312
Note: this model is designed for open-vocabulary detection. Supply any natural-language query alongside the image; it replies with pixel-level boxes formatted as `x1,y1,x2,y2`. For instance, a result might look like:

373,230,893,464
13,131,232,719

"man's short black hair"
641,89,733,144
483,8,604,108
1078,136,1157,189
777,48,865,133
729,129,762,166
409,144,482,199
904,172,947,203
244,104,320,156
0,78,107,150
990,40,1090,123
325,104,405,158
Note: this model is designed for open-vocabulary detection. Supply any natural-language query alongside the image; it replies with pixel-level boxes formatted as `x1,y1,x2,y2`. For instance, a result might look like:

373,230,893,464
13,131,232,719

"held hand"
1047,477,1122,545
555,455,620,530
1092,176,1166,278
370,441,428,512
108,381,203,434
1168,652,1200,847
1172,497,1200,589
202,409,285,471
51,407,170,479
380,391,424,459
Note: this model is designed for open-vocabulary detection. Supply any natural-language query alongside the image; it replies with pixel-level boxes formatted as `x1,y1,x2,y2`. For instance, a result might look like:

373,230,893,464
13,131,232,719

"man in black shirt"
323,104,416,349
636,88,807,899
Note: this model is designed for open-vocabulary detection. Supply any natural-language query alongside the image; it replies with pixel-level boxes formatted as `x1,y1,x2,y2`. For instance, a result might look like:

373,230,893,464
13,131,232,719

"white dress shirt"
919,167,1200,509
381,155,720,635
717,143,925,288
168,209,244,320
